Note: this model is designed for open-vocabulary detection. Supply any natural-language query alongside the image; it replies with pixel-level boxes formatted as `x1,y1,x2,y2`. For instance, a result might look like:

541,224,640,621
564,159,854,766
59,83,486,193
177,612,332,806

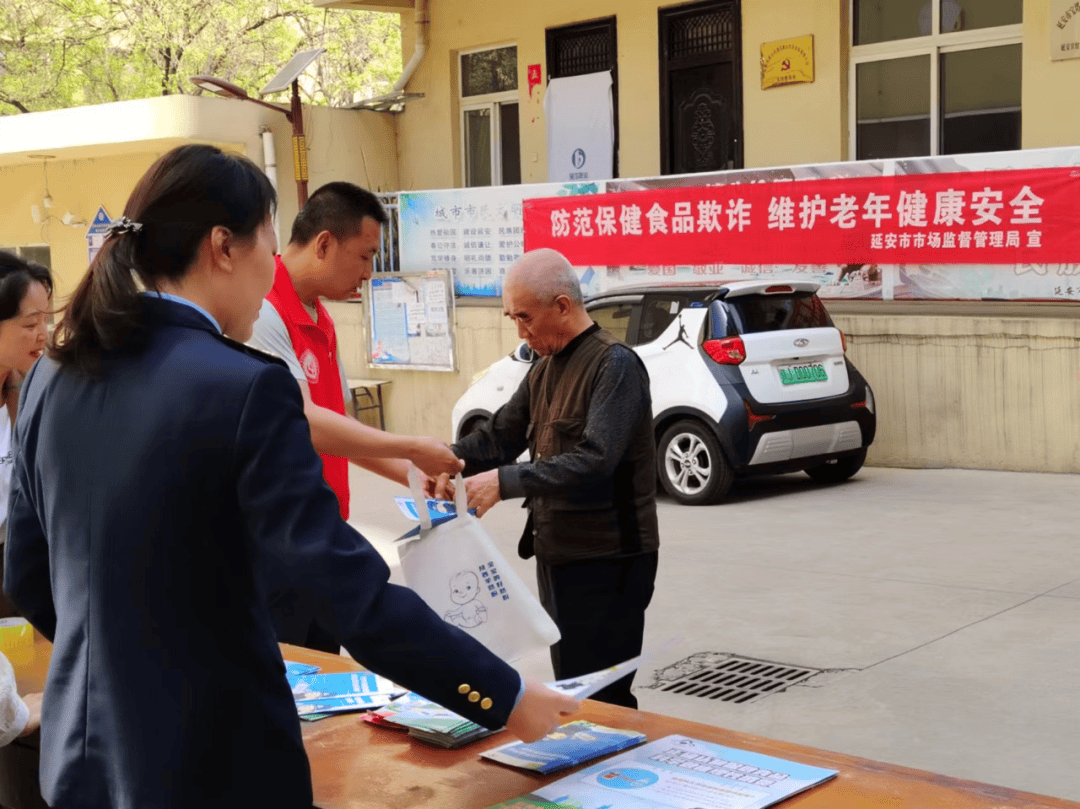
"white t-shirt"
0,650,28,746
0,410,12,535
246,299,352,409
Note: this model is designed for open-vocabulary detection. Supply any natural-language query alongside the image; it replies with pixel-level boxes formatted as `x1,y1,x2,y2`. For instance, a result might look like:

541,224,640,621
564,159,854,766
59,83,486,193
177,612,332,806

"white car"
451,281,876,505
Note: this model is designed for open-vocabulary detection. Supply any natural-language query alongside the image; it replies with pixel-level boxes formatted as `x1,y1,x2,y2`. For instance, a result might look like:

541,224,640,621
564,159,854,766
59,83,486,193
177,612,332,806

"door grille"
668,8,736,59
550,31,611,76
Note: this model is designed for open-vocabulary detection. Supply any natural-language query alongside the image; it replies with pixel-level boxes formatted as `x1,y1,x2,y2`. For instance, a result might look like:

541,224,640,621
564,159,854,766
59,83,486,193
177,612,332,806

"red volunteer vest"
266,257,350,519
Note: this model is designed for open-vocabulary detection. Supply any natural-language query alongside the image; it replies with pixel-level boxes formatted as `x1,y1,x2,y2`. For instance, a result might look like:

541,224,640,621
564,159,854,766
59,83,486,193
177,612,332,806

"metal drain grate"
647,653,821,704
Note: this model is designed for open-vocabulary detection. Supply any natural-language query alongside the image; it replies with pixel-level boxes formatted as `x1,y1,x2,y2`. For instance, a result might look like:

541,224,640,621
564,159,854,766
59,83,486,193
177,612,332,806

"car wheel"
657,420,734,505
804,448,867,484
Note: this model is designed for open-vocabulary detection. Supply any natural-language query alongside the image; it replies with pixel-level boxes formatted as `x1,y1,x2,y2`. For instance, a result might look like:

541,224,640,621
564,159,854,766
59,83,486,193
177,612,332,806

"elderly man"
454,248,659,708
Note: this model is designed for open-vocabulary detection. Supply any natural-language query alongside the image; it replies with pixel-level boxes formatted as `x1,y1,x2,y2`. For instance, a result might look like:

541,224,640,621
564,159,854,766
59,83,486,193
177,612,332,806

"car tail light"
744,400,774,430
702,337,746,365
851,400,867,409
764,285,794,294
839,330,848,352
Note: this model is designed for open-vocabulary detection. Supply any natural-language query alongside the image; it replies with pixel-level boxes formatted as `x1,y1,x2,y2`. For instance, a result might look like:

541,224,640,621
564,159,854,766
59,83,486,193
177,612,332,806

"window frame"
458,43,520,187
848,0,1023,159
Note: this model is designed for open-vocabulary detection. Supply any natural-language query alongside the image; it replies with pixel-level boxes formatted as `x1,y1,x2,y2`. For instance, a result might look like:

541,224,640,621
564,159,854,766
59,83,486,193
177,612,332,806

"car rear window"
590,302,635,343
723,292,834,335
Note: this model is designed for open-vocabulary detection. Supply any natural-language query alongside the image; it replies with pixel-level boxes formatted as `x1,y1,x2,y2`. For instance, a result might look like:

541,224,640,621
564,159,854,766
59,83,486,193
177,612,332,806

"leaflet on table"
481,720,646,774
297,693,394,717
284,661,320,680
483,734,838,809
368,692,481,736
290,671,404,702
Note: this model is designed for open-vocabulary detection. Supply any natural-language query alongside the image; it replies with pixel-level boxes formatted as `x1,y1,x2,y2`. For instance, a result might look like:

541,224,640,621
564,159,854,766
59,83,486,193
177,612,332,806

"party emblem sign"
760,34,814,89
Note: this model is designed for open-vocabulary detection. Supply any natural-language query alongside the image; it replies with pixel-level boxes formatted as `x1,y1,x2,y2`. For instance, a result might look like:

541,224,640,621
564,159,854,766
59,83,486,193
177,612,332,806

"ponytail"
50,230,143,372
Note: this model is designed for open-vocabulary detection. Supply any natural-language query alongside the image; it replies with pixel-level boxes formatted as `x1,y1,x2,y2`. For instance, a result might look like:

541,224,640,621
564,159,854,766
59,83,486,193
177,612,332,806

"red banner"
522,167,1080,266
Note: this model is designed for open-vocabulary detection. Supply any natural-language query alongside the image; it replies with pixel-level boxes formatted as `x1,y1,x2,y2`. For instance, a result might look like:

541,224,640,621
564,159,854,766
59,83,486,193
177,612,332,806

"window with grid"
460,45,521,187
851,0,1022,160
546,17,618,177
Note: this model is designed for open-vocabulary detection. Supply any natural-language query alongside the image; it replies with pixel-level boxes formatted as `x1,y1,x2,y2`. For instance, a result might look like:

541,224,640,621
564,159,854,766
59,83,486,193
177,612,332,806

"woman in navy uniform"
3,144,575,809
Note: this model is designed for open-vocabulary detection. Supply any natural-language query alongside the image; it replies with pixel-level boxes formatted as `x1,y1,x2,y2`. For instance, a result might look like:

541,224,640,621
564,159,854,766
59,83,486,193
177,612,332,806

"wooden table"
346,377,390,430
6,636,1080,809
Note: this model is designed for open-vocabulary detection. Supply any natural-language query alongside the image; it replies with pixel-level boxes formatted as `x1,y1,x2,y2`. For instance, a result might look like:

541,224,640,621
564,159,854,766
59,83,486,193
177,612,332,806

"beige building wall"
741,0,848,167
0,95,400,300
1022,0,1080,148
0,153,160,299
838,312,1080,473
394,0,849,192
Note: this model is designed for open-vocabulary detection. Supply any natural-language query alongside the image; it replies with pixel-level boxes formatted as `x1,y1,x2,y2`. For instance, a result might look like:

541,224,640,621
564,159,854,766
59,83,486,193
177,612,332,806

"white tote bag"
397,467,560,663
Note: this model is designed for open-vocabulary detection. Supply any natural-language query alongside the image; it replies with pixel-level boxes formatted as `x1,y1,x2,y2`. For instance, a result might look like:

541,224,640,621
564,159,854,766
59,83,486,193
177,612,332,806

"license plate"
779,364,827,385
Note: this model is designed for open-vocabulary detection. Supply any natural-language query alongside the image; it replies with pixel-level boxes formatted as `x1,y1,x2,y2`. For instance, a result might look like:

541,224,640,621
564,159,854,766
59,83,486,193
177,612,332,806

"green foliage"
0,0,402,114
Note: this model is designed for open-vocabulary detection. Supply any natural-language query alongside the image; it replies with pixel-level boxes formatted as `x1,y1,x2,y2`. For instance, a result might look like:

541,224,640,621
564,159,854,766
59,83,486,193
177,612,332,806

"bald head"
504,248,583,308
502,248,593,356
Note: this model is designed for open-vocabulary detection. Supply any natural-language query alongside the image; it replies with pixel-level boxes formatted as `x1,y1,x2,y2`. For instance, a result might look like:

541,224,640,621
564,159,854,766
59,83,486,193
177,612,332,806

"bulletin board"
367,270,455,372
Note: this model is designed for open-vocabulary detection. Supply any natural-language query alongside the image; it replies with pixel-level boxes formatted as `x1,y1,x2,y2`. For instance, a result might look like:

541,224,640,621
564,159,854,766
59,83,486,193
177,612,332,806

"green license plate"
779,364,827,385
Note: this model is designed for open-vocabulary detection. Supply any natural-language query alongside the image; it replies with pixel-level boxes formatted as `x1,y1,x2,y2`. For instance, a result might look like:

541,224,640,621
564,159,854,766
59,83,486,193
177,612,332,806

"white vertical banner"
545,71,614,183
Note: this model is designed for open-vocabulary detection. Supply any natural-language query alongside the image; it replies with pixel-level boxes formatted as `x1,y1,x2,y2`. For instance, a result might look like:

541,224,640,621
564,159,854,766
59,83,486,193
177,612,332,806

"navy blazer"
4,297,520,809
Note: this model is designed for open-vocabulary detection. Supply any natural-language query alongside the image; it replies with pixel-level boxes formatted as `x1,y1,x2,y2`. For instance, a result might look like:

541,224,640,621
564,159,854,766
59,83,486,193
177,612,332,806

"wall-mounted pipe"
261,127,278,192
392,0,430,95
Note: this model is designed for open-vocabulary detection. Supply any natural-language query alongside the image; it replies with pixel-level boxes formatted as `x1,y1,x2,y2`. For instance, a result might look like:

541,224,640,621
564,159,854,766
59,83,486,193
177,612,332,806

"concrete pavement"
347,464,1080,803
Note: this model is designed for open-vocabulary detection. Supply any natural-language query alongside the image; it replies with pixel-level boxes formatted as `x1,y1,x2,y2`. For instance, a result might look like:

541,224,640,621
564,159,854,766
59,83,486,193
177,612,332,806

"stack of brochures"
286,665,406,721
482,734,839,809
362,692,499,748
481,720,646,774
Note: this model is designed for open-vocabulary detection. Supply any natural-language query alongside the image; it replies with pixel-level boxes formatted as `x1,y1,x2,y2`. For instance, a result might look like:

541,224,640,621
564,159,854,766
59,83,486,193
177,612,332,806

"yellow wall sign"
760,35,815,90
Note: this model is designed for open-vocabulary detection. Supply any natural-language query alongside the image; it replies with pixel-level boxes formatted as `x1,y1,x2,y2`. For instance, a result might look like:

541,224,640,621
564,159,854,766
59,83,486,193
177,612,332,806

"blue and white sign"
398,182,605,298
85,206,112,265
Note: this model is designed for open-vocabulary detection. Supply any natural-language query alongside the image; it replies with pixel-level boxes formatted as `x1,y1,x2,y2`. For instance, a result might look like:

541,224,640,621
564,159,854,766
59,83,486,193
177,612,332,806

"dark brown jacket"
455,325,659,566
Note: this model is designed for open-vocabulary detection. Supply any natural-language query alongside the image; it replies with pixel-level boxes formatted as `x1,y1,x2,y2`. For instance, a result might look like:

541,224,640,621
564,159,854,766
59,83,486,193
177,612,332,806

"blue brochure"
481,720,646,774
483,734,839,809
291,671,403,702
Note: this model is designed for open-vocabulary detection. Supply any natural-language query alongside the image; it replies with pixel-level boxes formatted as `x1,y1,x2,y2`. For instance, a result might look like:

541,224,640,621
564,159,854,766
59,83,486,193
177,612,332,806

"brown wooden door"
660,0,743,175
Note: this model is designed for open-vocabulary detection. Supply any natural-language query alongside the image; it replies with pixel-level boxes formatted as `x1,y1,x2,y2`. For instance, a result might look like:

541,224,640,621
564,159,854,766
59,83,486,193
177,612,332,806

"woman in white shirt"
0,651,40,743
0,251,50,742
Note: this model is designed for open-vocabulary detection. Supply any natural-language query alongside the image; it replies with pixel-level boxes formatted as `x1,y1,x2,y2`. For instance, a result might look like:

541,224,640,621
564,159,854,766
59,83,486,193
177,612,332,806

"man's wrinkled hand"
408,437,465,479
423,472,455,500
464,470,501,518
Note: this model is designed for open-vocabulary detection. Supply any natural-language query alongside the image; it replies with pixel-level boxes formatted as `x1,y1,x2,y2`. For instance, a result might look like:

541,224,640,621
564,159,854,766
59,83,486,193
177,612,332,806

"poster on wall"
85,206,113,266
1052,0,1080,61
538,147,1080,302
367,270,455,372
545,71,614,182
398,182,605,298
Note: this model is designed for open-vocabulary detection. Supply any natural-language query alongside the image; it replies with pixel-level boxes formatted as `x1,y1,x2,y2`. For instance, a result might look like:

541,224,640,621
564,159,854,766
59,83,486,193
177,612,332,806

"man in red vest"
249,182,463,651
